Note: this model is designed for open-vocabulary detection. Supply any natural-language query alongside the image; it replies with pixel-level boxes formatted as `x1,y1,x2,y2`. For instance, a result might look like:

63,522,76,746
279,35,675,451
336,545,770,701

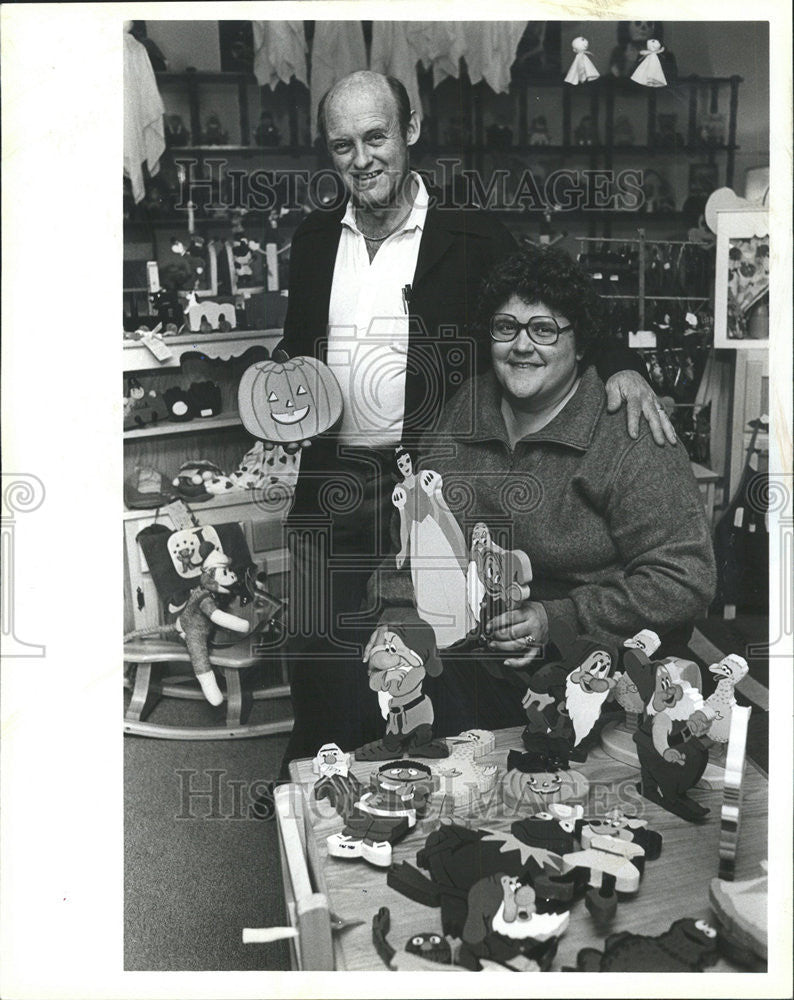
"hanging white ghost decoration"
565,37,600,85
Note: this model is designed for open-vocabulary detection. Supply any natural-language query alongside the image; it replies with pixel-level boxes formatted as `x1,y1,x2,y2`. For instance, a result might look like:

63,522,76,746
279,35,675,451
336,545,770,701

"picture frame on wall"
713,208,770,349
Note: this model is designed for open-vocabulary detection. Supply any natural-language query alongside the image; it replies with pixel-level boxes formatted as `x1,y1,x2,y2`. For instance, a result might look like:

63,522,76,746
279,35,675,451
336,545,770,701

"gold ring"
524,633,535,647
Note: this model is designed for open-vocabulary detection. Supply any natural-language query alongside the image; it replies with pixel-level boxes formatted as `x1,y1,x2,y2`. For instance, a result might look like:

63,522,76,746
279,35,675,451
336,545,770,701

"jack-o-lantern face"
501,767,589,815
238,356,343,443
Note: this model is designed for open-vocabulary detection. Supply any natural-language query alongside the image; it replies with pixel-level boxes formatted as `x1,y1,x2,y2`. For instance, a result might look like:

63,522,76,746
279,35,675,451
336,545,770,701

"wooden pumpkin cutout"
237,355,343,443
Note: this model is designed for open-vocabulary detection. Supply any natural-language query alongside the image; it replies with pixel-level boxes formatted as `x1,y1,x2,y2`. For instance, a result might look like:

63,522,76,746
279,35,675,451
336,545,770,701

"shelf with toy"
123,329,283,373
122,485,294,522
124,413,245,441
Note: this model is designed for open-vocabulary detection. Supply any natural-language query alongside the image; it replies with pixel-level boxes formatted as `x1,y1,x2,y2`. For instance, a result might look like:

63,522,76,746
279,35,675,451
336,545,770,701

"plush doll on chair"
175,545,250,705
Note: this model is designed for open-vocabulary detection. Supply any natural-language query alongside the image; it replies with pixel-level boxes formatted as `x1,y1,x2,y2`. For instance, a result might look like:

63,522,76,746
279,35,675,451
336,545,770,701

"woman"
370,245,717,733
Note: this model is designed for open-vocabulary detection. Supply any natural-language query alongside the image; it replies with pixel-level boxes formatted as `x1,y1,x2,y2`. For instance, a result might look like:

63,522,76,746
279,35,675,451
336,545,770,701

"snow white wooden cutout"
391,447,471,648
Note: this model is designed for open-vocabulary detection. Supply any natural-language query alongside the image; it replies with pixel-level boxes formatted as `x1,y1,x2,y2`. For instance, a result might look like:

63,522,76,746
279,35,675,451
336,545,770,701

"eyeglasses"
489,314,574,345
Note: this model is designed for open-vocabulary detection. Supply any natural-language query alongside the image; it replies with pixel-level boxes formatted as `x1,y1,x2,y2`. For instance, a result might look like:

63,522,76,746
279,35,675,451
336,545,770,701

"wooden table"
282,727,767,972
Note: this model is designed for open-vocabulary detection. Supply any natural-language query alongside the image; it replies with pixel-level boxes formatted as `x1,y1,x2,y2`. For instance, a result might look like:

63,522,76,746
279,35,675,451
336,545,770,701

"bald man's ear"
406,111,421,147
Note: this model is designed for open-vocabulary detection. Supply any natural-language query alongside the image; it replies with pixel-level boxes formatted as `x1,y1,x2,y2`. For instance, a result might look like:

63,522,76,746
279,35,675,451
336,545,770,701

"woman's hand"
604,370,677,446
485,601,549,668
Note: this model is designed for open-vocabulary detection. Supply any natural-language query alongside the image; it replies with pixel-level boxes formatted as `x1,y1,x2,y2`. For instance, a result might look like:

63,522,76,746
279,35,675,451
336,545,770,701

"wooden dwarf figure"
460,873,570,971
629,656,716,822
613,629,662,731
520,619,618,765
356,611,449,762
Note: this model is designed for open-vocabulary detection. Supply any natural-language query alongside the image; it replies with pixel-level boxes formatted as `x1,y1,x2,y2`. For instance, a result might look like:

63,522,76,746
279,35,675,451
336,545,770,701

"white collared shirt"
326,172,429,447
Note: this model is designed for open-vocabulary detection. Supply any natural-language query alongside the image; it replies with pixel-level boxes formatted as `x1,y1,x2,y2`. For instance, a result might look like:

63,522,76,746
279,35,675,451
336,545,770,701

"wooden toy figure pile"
308,608,759,971
380,800,666,971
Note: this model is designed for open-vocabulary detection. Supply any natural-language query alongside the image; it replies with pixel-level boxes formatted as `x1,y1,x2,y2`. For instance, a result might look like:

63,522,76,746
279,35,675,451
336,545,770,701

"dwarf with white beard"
521,624,618,765
564,649,617,747
632,658,715,822
461,873,570,971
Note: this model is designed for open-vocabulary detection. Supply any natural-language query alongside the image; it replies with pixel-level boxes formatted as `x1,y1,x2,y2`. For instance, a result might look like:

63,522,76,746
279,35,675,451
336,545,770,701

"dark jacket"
280,191,648,441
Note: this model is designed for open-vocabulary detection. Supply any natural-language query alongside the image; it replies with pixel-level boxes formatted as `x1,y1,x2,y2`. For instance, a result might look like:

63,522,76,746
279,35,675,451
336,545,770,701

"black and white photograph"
1,3,792,998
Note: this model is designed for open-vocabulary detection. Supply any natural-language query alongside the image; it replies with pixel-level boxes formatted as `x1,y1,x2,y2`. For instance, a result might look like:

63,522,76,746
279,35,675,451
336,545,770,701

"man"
278,71,675,770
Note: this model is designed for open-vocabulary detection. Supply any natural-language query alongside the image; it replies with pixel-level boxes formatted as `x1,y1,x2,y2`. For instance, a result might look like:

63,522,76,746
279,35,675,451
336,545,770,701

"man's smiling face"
324,78,418,212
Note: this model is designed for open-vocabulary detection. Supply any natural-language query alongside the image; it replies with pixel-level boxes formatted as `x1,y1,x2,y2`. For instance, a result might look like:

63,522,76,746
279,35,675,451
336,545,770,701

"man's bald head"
317,71,412,142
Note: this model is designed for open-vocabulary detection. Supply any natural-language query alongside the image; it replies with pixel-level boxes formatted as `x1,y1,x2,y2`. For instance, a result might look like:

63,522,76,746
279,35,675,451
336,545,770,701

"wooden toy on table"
626,653,716,822
427,729,498,813
371,907,464,972
566,917,720,972
501,767,590,816
576,807,662,860
520,620,619,764
311,744,362,818
561,837,645,895
600,628,661,763
704,654,750,746
509,804,584,858
325,760,438,868
311,743,351,777
356,612,449,761
388,821,567,943
459,872,570,971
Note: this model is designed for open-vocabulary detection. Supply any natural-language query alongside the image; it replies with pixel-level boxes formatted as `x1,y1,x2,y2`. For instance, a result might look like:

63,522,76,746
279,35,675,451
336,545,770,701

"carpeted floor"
124,692,293,971
124,614,769,971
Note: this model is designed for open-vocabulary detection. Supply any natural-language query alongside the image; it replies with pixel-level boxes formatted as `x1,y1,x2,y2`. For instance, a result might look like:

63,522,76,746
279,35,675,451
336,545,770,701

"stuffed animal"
172,460,225,500
574,115,598,146
200,113,229,145
528,116,551,145
123,378,169,430
174,547,250,705
164,114,190,147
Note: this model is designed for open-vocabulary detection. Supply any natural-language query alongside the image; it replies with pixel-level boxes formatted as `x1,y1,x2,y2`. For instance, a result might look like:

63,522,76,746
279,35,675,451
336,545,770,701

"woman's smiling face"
490,296,582,411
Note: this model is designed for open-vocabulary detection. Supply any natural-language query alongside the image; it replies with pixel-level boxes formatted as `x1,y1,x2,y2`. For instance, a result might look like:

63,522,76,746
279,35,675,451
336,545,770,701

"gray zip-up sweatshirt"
377,365,716,648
